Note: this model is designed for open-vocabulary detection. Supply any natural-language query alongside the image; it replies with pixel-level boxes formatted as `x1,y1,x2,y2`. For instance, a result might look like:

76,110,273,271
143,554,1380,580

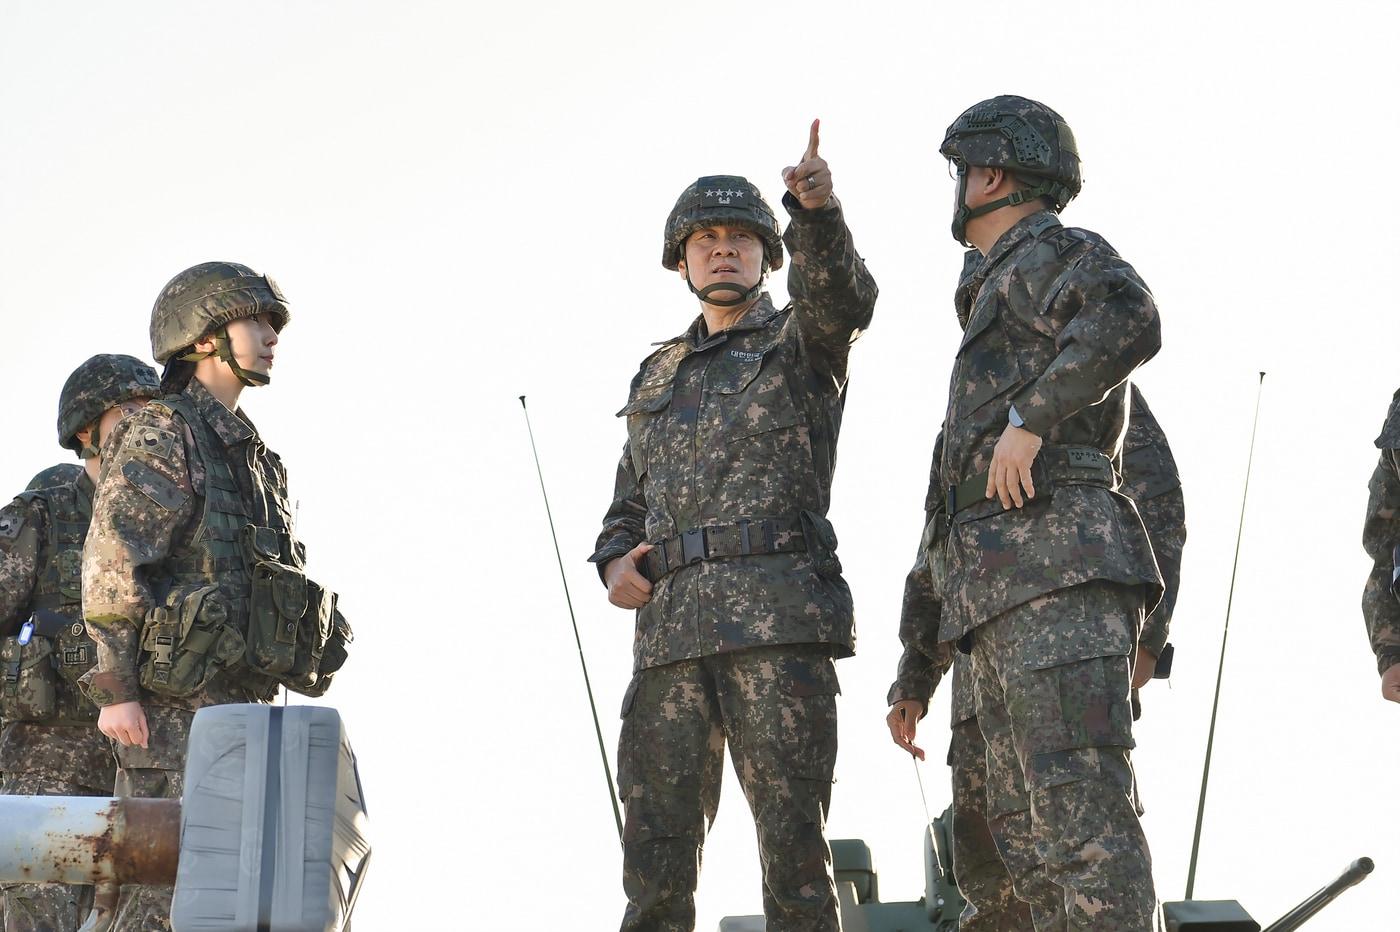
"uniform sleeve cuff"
1378,649,1400,677
81,670,142,707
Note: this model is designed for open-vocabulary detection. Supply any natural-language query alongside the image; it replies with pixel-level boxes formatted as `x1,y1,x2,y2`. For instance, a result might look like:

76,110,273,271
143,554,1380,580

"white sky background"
1,1,1396,929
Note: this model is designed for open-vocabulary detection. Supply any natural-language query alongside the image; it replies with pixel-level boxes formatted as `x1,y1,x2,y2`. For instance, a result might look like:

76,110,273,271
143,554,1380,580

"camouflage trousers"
969,581,1155,931
109,704,193,932
617,644,841,932
0,722,116,932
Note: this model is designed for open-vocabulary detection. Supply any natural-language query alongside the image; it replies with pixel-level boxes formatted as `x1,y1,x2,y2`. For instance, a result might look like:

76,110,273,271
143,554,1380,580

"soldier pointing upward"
591,120,876,932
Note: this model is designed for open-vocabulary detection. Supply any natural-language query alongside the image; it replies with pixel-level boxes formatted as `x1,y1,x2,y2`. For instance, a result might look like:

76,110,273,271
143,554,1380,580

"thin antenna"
519,395,624,843
1185,372,1265,898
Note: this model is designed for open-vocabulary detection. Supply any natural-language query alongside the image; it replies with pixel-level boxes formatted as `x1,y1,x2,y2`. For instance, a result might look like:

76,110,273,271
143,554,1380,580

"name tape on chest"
127,425,177,462
728,350,763,362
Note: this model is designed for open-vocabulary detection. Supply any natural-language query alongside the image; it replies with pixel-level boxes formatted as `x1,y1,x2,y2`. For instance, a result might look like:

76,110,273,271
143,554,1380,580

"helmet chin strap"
685,265,765,308
951,169,1065,247
78,422,101,460
179,325,270,388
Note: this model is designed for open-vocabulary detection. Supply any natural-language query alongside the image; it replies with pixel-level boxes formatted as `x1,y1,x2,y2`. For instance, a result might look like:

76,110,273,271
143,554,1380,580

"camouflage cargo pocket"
0,635,58,721
139,585,245,698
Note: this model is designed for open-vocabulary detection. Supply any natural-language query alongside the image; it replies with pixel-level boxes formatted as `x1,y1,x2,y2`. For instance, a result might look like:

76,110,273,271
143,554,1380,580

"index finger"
803,118,820,162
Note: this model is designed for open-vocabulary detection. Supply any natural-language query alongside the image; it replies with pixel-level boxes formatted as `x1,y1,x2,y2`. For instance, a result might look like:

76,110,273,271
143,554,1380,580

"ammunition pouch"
798,509,842,579
243,525,347,696
139,585,246,698
0,635,59,722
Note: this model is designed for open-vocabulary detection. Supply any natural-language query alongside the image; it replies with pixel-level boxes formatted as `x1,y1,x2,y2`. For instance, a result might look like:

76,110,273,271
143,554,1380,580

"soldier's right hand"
98,700,149,749
886,700,926,760
604,543,655,610
1381,664,1400,704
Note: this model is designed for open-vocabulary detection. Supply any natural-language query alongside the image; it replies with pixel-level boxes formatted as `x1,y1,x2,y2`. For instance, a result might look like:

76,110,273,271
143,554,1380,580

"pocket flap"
273,568,309,619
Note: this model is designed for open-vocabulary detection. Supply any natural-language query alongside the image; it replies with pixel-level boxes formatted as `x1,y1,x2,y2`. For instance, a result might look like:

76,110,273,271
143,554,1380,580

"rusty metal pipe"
0,796,180,886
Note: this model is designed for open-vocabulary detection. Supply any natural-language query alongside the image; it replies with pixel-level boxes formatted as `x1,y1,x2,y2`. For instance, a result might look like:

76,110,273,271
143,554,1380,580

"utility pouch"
799,509,842,579
0,635,58,721
244,524,307,677
139,585,245,698
284,580,334,693
291,607,353,699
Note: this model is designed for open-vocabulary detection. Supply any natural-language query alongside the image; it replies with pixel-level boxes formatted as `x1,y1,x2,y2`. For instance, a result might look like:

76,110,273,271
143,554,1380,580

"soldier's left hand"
782,119,833,210
987,423,1043,509
1131,646,1157,689
1381,664,1400,704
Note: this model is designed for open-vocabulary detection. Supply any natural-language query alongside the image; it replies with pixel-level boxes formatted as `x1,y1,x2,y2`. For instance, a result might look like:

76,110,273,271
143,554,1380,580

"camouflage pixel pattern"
24,464,83,493
56,354,160,453
591,194,877,671
1121,386,1185,657
616,645,840,932
83,378,292,710
1362,389,1400,675
939,210,1163,642
108,704,193,932
0,471,119,931
940,96,1082,208
969,581,1155,929
948,718,1035,931
149,261,288,364
662,176,784,272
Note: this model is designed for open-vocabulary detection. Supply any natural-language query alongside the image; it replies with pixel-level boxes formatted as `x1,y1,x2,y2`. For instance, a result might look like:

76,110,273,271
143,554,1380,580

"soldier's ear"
677,258,687,279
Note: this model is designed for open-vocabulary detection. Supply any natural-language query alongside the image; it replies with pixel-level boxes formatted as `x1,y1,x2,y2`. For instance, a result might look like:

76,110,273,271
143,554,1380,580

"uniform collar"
73,470,95,514
667,292,780,350
974,209,1062,279
184,378,256,447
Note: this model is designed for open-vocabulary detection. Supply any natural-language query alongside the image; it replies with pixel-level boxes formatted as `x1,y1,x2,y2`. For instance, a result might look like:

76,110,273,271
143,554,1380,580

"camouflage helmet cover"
150,261,289,364
662,176,784,272
25,463,83,492
940,95,1082,209
57,354,160,452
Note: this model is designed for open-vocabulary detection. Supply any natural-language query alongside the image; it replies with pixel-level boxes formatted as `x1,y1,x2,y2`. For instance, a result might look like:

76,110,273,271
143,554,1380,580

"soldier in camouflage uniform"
887,384,1185,930
83,262,350,931
0,353,159,931
590,122,877,932
899,96,1166,929
1362,389,1400,704
24,465,85,494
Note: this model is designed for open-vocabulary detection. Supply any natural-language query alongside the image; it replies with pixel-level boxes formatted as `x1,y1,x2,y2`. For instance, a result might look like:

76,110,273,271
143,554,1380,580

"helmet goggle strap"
179,324,270,387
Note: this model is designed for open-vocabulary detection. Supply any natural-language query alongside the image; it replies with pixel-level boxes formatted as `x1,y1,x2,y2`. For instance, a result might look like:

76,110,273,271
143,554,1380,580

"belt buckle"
681,527,706,565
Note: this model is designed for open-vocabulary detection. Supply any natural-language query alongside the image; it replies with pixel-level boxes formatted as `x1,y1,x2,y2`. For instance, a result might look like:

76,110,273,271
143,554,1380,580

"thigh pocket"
774,654,840,783
1018,655,1135,793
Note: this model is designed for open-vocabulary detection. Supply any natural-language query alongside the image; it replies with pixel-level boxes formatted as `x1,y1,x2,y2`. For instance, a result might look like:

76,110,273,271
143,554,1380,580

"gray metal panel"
172,704,370,932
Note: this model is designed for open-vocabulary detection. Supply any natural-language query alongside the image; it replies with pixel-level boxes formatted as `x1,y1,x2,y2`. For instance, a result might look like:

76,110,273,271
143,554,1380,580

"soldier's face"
225,314,280,377
678,225,764,292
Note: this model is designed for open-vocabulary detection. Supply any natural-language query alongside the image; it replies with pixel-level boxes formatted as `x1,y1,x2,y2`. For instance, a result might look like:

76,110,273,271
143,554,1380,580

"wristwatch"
1008,404,1025,429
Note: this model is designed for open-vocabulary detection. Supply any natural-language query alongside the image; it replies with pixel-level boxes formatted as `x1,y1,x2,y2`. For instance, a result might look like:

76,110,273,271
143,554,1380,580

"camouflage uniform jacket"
888,384,1185,719
1362,389,1400,675
0,472,100,708
938,210,1162,645
590,195,877,672
82,379,293,708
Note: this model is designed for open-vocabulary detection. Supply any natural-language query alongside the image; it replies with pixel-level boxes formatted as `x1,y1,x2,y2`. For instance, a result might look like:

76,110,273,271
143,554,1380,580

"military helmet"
662,176,783,273
940,95,1082,211
24,463,83,492
57,354,160,454
150,261,289,365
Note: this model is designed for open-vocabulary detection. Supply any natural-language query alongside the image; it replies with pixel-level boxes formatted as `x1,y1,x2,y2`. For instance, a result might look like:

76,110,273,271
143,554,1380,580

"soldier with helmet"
589,121,877,931
1362,390,1400,703
83,262,350,930
925,95,1165,927
0,353,158,930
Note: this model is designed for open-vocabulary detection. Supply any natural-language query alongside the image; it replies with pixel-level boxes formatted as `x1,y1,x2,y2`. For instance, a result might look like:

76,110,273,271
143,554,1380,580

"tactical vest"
141,393,287,702
14,482,100,723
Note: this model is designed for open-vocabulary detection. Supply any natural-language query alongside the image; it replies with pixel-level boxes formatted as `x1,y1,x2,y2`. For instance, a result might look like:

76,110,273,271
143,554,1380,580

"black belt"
641,517,806,584
946,445,1116,519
